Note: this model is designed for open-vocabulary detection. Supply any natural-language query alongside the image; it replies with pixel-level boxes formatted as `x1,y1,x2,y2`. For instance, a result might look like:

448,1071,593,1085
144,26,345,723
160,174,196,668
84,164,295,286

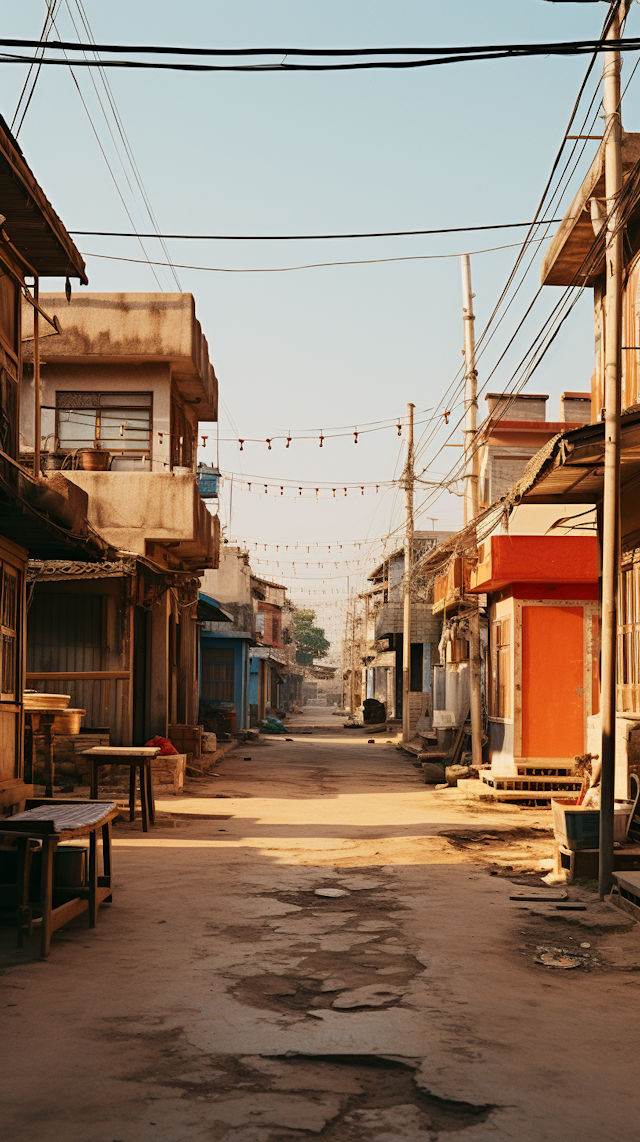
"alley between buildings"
2,728,640,1142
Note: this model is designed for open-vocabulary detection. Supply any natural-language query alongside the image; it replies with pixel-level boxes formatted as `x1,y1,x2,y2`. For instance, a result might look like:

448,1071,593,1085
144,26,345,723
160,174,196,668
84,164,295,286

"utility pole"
402,402,414,743
599,4,624,899
461,255,483,769
462,255,479,527
350,589,357,715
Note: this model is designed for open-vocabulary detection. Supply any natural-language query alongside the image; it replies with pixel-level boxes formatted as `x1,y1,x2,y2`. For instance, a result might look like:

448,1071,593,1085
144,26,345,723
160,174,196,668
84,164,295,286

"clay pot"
81,449,110,471
52,709,86,735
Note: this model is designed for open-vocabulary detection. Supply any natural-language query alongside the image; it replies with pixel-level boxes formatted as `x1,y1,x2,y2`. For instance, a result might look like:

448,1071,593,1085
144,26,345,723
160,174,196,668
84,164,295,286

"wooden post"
33,277,40,477
600,8,624,899
402,403,415,743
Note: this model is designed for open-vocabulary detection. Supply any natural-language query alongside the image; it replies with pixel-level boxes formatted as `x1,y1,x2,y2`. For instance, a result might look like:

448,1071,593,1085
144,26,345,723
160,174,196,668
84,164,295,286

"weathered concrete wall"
485,393,548,421
202,546,251,607
57,471,216,565
22,292,217,418
21,361,172,470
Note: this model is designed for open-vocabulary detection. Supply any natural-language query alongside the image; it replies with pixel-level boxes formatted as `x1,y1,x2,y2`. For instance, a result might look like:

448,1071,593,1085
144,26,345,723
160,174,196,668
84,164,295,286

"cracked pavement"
2,730,640,1141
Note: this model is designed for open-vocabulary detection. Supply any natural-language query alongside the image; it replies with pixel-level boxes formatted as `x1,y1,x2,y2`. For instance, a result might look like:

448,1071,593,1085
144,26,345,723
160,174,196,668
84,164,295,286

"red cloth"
145,736,178,755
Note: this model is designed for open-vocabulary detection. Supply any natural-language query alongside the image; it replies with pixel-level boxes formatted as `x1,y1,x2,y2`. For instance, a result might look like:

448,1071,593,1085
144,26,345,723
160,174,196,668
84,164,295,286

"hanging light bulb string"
215,403,462,451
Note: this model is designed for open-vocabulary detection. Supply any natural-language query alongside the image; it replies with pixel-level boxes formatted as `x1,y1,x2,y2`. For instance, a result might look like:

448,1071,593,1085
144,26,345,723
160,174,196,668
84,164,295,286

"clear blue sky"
5,2,634,634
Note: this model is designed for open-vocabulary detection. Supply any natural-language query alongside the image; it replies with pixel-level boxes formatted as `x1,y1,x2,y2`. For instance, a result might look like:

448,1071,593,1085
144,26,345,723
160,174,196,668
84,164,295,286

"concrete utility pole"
402,402,415,743
599,4,624,898
461,255,483,769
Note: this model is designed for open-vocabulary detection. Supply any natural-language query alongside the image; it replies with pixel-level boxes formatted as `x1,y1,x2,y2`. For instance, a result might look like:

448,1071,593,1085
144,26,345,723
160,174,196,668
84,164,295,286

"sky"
4,1,636,649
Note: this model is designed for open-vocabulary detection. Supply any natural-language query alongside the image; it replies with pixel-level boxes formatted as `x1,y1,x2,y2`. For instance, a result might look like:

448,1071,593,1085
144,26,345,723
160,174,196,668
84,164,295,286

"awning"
515,408,640,552
0,114,87,282
197,591,233,623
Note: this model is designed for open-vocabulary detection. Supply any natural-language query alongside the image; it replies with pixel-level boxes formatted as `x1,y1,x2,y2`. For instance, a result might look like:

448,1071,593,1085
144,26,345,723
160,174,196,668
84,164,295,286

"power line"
80,237,548,274
68,220,563,241
10,0,62,136
3,36,640,71
66,0,182,290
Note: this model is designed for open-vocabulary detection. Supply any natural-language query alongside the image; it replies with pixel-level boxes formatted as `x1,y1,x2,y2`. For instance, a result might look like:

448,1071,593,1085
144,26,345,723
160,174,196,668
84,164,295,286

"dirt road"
2,732,640,1142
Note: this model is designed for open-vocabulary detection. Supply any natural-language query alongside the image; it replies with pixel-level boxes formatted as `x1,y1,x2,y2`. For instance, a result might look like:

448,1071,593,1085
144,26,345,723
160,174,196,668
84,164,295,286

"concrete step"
515,764,576,778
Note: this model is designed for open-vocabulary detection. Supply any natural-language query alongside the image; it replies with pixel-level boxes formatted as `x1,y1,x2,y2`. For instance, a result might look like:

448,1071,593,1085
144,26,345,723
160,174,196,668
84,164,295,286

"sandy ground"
2,732,640,1142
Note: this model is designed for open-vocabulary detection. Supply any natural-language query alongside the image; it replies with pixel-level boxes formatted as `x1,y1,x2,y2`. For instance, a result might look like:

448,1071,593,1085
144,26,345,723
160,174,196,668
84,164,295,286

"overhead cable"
69,220,562,241
80,238,547,274
3,37,640,72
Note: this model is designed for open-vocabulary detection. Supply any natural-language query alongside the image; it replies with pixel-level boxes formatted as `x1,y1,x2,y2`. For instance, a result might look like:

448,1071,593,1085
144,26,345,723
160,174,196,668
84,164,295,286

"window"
201,647,234,702
618,557,640,713
56,392,152,455
1,562,20,701
489,617,511,719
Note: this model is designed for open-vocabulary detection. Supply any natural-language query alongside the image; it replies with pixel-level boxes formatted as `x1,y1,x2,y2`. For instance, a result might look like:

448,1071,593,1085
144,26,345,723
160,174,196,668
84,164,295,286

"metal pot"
81,449,110,471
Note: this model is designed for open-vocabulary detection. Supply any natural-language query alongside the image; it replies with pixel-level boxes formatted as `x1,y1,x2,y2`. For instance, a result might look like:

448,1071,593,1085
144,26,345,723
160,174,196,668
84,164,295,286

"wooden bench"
0,799,118,957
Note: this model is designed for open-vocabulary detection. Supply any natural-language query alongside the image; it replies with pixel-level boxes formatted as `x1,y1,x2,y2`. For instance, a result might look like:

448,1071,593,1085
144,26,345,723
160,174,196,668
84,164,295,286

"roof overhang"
197,591,233,622
0,115,87,283
514,409,640,552
541,131,640,288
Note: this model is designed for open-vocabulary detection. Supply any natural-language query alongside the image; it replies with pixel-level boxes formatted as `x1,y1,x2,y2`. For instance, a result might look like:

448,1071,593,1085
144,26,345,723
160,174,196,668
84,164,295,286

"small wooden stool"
83,746,160,832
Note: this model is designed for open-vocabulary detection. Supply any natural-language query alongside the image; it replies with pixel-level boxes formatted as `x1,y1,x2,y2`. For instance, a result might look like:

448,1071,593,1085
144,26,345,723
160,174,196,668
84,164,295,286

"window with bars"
618,557,640,713
201,647,235,702
56,392,152,455
489,617,511,720
1,562,19,701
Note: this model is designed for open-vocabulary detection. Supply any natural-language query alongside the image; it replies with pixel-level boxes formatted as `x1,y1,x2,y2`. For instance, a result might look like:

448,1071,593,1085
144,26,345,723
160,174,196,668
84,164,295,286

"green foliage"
293,608,330,665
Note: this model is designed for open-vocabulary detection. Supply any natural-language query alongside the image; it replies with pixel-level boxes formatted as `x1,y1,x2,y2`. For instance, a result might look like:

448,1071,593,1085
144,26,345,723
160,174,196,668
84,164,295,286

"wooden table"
83,746,160,832
0,798,118,958
24,708,62,796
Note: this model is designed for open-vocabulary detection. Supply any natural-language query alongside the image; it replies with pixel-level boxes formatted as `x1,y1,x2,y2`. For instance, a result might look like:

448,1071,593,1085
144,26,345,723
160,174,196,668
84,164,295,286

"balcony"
57,470,219,571
374,601,439,643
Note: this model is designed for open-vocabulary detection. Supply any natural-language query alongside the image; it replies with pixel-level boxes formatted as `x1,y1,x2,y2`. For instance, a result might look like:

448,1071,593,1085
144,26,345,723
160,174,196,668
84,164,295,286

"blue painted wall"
199,634,251,730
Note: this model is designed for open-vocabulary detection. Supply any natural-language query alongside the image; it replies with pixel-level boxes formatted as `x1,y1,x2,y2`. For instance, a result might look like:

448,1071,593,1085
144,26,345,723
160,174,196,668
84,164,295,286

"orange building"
468,535,599,800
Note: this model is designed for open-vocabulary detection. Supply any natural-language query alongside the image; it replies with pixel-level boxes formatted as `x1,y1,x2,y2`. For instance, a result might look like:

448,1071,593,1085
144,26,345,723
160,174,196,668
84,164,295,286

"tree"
293,608,330,665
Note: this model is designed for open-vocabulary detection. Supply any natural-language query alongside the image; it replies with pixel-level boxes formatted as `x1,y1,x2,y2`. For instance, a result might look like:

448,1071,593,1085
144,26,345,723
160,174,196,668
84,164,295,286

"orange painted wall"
521,605,584,759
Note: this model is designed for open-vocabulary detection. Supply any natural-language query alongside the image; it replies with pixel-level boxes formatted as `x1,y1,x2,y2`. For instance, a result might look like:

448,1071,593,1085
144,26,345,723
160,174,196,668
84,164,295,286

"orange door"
521,605,584,759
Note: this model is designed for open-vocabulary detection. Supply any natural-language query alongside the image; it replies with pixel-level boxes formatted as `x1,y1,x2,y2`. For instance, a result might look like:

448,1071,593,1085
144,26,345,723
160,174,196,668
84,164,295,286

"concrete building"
510,128,640,799
249,576,291,724
200,544,255,732
20,293,220,746
477,391,590,510
0,114,113,810
362,532,454,727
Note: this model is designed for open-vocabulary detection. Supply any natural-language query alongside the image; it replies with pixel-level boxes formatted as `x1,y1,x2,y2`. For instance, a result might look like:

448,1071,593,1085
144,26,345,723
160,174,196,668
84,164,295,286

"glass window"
56,392,152,455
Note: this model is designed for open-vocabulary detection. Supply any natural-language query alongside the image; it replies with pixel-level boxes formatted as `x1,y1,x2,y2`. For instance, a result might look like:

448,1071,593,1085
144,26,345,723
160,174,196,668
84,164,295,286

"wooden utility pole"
402,402,414,743
461,256,483,769
600,5,624,898
351,591,357,714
